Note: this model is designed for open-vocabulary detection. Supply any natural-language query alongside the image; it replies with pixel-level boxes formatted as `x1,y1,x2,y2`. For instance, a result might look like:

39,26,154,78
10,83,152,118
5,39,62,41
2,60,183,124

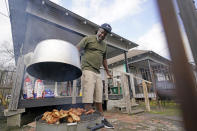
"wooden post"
147,60,161,109
157,0,197,130
121,73,132,114
54,82,58,97
147,60,158,99
129,74,136,104
101,68,108,100
117,81,121,94
142,81,150,112
177,0,197,65
8,56,25,111
72,80,77,104
104,75,108,100
61,82,64,95
124,51,133,98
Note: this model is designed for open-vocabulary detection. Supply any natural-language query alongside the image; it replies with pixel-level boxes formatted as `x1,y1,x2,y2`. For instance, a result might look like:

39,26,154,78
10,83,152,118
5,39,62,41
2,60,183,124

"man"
77,23,114,129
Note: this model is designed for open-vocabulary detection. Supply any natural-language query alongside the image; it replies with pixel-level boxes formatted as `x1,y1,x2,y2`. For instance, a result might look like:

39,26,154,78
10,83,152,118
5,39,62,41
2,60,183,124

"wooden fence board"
142,81,150,111
72,80,77,104
8,56,25,111
121,73,132,114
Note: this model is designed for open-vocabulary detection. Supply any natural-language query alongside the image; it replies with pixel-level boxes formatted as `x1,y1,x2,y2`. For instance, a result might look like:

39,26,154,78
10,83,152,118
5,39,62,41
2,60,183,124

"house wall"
108,54,176,99
110,64,145,86
130,66,143,79
111,64,125,77
110,65,124,87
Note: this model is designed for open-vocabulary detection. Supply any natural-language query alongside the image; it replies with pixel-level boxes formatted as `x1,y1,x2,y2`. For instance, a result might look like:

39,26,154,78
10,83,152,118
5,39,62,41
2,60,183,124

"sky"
0,0,195,68
0,0,14,69
51,0,170,58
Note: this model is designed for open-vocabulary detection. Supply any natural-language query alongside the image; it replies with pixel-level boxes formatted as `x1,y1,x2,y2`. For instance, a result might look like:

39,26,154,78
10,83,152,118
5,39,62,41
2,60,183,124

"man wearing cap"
77,23,114,128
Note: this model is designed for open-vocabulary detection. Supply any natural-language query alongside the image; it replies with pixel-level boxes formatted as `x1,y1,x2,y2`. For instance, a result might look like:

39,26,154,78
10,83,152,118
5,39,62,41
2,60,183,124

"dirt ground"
103,111,183,131
0,106,184,131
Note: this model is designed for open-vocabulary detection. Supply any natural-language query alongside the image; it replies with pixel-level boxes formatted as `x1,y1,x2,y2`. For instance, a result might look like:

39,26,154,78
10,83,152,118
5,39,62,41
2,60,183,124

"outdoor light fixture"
42,0,45,5
83,21,87,24
65,12,69,16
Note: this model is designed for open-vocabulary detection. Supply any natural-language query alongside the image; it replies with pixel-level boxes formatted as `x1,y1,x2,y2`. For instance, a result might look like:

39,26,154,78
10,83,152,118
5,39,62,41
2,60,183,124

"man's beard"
96,35,104,42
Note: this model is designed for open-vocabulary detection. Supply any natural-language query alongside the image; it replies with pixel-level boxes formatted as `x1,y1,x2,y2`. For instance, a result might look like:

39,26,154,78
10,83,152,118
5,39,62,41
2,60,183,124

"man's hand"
107,72,113,79
103,59,112,79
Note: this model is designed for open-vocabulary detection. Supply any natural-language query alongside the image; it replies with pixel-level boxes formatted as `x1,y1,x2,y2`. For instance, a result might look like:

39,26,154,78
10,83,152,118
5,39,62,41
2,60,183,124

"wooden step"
122,109,145,114
114,105,144,115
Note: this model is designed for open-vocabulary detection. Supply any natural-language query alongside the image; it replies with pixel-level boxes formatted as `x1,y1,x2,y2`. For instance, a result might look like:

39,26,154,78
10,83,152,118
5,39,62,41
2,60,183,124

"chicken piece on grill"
45,114,53,123
44,113,57,124
69,112,80,122
67,116,74,123
59,109,69,118
42,111,52,120
59,109,64,115
84,109,95,115
68,108,73,112
52,109,59,112
52,110,61,118
77,108,86,114
47,116,59,124
42,108,85,124
71,108,82,116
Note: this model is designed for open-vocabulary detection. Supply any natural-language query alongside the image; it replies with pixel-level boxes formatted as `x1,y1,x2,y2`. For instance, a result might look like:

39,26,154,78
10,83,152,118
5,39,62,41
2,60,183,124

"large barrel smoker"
26,39,104,131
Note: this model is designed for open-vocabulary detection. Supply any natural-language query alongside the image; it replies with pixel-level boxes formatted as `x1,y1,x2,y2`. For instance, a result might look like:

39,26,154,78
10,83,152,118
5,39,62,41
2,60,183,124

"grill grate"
36,111,102,124
80,111,101,122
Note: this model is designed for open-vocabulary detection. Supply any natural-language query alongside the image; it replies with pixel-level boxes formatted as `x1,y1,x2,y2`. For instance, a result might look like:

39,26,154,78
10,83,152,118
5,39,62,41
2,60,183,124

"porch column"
124,51,130,73
147,59,158,100
124,51,132,97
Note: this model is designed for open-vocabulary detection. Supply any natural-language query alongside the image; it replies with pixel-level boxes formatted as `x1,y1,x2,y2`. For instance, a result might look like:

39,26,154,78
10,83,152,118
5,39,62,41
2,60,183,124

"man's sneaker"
101,118,114,129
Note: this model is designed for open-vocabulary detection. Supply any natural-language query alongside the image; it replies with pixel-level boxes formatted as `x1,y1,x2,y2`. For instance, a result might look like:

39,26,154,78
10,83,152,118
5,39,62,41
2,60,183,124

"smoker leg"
7,113,21,127
131,98,136,105
4,109,25,127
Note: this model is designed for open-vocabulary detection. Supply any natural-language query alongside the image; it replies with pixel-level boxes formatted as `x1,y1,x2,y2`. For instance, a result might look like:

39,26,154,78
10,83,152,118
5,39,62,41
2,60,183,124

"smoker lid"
26,62,82,82
26,39,82,82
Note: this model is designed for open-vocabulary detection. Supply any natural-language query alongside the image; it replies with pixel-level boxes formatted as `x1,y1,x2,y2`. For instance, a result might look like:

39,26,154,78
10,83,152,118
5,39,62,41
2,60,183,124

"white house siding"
111,65,125,76
111,65,124,87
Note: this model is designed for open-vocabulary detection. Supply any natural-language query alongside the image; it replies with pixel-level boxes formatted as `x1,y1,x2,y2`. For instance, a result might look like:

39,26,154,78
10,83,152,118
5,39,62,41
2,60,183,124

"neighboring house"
107,49,176,99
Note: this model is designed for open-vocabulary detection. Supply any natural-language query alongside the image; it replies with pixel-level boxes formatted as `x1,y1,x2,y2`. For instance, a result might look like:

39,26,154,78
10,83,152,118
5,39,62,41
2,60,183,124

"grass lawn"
138,100,182,116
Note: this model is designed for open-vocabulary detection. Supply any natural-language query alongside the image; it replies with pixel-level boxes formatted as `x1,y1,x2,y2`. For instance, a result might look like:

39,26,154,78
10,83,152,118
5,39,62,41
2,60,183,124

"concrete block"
7,113,21,127
4,109,25,127
4,108,25,116
107,99,139,111
107,99,125,111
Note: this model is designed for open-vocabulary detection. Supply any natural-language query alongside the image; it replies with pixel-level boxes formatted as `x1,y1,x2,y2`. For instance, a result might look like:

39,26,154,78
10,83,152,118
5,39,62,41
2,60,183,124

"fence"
109,70,152,113
0,70,15,108
110,69,154,99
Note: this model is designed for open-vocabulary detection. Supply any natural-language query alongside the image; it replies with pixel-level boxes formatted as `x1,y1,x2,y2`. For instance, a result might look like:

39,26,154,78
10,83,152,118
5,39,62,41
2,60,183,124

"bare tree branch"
0,41,15,70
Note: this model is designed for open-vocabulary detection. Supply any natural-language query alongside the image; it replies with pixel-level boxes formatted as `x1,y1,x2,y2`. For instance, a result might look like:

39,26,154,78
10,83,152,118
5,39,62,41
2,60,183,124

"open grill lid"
26,39,82,82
